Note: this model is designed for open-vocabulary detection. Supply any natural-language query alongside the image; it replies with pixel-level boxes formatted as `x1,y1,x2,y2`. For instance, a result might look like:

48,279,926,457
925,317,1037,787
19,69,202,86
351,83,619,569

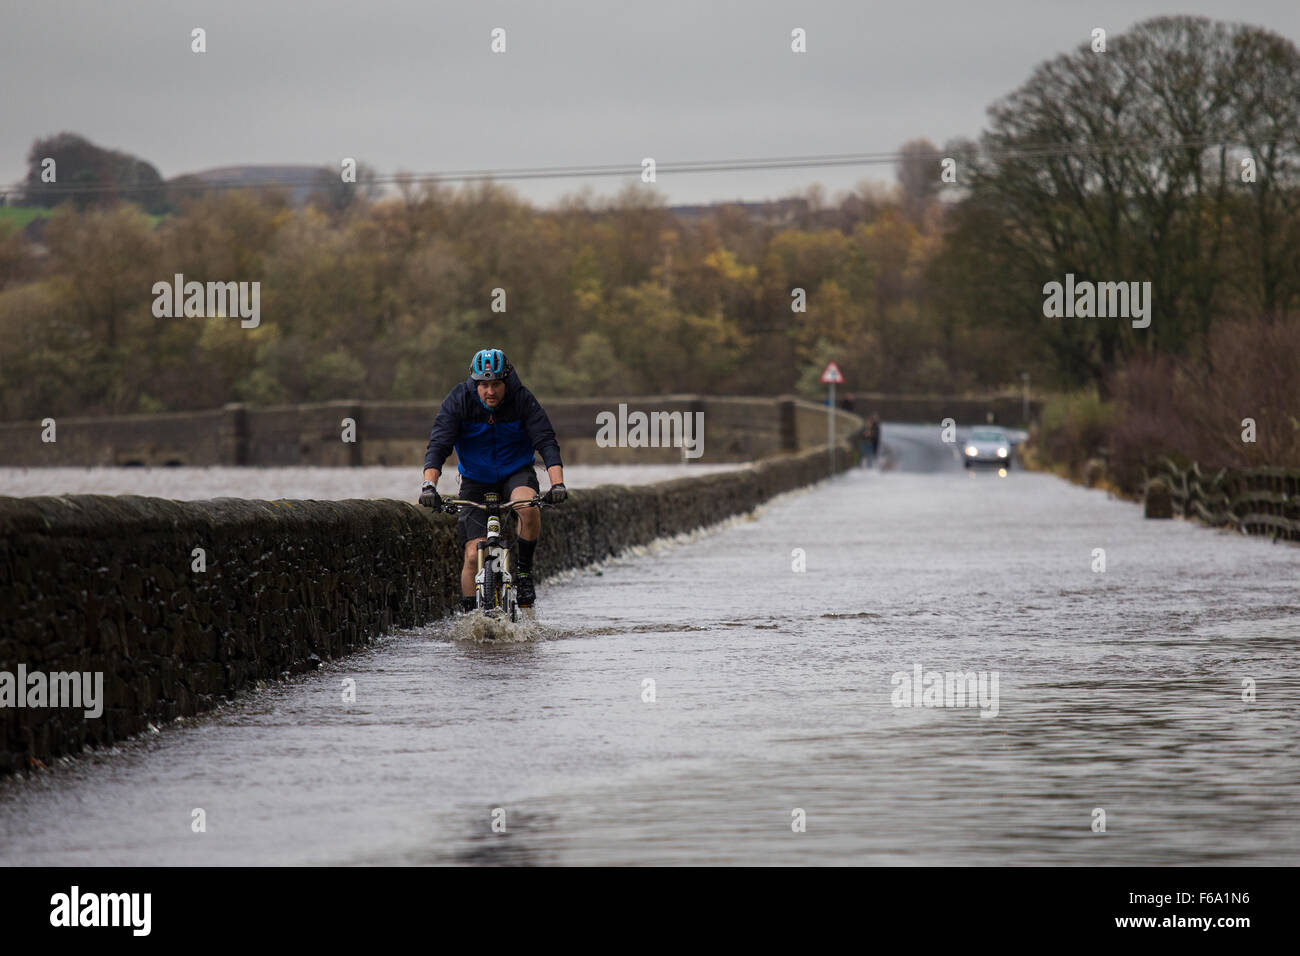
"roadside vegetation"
2,15,1297,479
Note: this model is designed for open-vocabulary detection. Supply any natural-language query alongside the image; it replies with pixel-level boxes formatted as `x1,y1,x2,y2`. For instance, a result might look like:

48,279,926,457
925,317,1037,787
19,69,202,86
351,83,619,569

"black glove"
543,482,567,504
419,481,441,509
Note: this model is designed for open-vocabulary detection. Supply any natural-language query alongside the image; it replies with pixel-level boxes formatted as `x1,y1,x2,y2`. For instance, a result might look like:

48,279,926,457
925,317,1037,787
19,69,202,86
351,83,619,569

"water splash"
448,609,541,644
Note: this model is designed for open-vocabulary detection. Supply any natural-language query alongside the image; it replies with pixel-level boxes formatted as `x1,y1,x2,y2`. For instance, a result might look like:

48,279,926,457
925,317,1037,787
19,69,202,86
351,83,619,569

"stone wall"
0,438,857,774
0,408,235,467
244,402,363,466
0,396,861,468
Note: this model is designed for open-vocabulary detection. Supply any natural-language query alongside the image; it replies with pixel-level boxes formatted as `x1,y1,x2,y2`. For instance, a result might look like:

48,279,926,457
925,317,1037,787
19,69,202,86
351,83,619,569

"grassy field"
0,206,50,230
0,204,168,231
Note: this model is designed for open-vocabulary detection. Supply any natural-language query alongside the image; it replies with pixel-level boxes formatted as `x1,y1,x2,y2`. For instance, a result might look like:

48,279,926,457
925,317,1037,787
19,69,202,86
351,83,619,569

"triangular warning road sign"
819,361,844,384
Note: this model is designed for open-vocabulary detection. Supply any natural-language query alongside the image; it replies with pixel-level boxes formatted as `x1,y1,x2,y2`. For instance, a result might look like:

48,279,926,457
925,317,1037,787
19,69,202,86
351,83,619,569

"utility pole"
820,361,845,473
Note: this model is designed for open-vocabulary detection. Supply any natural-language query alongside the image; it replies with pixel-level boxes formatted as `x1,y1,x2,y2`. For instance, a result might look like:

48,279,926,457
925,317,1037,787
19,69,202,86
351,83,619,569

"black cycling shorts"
456,466,540,547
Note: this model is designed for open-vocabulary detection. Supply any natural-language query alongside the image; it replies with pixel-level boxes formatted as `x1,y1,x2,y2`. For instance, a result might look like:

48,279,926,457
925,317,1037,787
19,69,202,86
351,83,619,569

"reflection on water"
1,470,1297,865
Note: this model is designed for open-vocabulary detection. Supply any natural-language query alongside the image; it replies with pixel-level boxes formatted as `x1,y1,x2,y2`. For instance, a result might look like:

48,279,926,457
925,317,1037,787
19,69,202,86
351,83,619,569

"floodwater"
1,437,1297,865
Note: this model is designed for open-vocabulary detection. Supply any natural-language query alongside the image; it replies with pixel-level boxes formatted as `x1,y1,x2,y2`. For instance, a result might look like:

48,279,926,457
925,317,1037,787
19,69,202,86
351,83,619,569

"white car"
963,427,1013,468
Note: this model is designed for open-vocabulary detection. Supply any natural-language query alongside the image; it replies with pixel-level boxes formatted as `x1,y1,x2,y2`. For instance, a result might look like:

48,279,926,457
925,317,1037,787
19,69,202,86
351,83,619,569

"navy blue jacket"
424,367,563,483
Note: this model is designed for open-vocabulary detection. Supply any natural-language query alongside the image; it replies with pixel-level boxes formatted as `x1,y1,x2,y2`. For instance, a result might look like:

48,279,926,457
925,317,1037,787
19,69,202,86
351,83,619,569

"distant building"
670,198,810,225
167,165,332,206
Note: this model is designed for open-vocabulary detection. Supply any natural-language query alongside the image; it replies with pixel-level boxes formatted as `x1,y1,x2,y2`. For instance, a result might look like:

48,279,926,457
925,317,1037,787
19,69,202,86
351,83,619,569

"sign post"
820,361,844,473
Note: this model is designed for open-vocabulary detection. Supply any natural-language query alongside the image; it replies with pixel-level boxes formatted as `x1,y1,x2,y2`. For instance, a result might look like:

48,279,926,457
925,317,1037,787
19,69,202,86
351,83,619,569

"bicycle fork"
474,511,515,616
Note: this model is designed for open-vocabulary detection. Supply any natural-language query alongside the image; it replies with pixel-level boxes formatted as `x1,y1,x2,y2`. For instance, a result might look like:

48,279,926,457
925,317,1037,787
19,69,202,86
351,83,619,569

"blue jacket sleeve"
519,386,564,470
424,388,463,472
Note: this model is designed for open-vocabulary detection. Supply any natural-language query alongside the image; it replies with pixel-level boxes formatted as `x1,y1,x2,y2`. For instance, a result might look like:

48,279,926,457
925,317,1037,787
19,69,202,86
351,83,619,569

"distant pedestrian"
859,414,882,468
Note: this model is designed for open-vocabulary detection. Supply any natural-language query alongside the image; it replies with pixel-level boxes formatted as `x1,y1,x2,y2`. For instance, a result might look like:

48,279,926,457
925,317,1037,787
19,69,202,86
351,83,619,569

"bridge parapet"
0,395,863,467
0,436,857,774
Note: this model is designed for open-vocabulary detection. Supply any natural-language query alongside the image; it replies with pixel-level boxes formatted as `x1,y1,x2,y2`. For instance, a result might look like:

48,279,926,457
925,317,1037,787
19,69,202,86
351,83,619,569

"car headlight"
997,447,1008,457
964,445,978,456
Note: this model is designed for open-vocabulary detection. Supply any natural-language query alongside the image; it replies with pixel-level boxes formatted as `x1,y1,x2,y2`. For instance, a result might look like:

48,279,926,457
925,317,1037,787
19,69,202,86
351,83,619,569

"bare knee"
511,490,541,537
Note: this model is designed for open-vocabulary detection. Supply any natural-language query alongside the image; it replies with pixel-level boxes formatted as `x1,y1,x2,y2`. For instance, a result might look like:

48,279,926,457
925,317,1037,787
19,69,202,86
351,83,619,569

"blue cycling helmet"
470,348,510,382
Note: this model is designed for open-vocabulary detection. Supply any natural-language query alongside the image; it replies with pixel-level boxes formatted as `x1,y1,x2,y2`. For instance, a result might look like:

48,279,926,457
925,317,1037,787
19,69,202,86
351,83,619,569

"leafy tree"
22,133,169,214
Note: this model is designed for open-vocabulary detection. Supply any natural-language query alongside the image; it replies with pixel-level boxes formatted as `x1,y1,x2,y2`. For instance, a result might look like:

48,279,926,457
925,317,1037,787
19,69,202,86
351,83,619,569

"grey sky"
3,0,1298,207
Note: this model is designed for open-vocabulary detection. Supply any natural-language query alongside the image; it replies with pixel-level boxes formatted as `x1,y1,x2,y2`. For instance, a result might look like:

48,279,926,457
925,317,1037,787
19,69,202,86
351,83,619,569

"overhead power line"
0,138,1259,199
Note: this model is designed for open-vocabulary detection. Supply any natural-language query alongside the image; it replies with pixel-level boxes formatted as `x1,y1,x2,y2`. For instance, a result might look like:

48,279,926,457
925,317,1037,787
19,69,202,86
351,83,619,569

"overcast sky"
3,0,1298,207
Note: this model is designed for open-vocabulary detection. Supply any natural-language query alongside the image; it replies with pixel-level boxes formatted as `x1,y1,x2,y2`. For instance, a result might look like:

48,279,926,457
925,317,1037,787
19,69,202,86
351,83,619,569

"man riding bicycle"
419,348,567,612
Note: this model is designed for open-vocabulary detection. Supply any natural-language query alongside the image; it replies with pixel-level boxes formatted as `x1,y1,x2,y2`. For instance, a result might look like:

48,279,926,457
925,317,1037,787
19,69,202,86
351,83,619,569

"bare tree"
947,15,1300,390
895,138,942,219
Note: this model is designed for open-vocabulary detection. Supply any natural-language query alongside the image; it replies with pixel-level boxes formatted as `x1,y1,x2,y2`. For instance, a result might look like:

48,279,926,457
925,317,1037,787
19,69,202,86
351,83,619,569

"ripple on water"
1,470,1297,865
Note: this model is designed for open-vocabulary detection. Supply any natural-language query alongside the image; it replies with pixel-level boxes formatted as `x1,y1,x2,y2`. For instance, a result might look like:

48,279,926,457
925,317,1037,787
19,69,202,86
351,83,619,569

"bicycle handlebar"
439,494,552,515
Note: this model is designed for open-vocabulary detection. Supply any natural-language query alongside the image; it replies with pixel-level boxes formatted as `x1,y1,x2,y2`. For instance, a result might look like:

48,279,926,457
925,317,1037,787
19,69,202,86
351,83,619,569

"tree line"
0,164,1002,417
1,15,1297,473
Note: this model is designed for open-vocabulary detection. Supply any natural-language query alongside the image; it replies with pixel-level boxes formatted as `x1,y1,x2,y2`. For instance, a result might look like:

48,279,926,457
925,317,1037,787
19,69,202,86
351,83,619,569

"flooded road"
2,459,1298,865
0,463,740,500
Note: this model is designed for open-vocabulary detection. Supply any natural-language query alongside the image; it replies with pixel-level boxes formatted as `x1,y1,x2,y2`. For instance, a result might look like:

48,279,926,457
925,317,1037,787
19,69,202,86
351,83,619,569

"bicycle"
440,492,551,622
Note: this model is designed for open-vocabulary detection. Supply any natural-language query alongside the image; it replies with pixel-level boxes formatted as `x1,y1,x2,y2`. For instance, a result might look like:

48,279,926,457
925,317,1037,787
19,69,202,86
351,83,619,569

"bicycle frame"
441,492,546,621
